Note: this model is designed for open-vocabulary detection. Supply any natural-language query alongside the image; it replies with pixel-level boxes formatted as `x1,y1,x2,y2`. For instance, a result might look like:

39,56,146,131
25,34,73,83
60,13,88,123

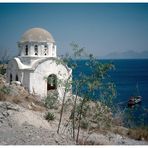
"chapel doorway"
47,74,57,90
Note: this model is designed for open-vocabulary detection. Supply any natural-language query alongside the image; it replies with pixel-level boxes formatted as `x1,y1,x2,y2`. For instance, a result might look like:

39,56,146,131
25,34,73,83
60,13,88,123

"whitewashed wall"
29,59,71,100
6,59,21,83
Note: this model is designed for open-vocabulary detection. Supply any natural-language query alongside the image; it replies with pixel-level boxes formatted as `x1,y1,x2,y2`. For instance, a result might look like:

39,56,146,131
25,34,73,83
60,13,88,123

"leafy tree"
44,43,116,143
63,43,116,143
57,75,72,134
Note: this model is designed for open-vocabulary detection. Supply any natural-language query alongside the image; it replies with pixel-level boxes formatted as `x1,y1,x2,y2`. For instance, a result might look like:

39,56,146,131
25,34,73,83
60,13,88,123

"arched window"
16,75,18,81
44,45,48,55
52,45,55,56
47,74,57,90
10,73,12,83
25,45,28,55
34,45,38,55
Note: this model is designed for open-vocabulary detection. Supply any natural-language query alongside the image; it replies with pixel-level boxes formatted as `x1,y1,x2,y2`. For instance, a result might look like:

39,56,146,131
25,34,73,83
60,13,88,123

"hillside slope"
0,75,148,145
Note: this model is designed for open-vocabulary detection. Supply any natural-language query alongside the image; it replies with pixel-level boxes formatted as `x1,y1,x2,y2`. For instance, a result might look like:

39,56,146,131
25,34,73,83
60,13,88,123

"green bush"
0,86,10,94
0,86,10,101
45,90,59,109
0,66,6,75
45,112,55,121
80,119,90,129
71,100,113,130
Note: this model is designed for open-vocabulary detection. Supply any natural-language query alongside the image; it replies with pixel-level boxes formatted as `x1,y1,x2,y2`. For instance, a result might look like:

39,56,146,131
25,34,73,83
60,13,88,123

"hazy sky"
0,3,148,57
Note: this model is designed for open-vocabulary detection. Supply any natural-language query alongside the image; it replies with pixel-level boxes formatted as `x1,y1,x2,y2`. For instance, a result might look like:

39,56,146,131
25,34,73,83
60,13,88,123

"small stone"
55,139,59,144
0,119,3,123
121,140,125,144
2,111,9,117
0,113,4,119
141,137,145,141
6,104,19,111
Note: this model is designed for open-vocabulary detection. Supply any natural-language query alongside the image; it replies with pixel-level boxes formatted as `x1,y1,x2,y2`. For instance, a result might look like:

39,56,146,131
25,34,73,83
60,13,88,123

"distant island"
101,50,148,59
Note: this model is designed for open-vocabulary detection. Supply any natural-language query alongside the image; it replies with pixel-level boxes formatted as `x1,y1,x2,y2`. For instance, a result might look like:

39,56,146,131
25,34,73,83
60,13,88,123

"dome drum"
18,28,57,58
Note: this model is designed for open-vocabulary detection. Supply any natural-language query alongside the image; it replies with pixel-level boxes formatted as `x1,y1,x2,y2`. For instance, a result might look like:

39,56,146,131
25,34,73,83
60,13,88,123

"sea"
72,59,148,127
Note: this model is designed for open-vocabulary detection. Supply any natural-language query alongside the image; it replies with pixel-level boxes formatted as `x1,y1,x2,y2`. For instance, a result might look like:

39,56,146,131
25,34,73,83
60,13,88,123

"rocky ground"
0,101,148,145
0,101,75,145
0,75,148,145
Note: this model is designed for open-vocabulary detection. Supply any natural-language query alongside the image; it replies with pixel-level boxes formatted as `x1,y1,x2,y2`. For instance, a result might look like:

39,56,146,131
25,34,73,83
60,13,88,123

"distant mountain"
103,50,148,59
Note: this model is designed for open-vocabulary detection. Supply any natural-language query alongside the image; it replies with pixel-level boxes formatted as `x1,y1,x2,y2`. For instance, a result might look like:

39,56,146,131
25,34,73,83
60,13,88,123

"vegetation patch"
0,85,11,101
45,112,55,121
0,86,11,94
45,90,59,109
127,126,148,141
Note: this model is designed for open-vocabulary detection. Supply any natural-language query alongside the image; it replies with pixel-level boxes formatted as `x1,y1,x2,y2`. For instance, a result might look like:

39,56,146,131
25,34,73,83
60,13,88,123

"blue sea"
73,59,148,126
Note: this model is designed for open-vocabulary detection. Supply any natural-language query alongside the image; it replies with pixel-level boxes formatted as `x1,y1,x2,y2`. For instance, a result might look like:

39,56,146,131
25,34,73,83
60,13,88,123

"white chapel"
6,27,72,100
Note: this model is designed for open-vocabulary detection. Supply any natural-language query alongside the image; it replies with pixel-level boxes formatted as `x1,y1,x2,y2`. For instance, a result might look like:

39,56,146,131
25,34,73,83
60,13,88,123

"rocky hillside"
0,75,148,145
0,101,148,145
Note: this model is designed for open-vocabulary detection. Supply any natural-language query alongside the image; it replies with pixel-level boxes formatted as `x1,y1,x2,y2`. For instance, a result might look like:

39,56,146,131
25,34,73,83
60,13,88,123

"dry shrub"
112,126,129,137
28,101,46,112
30,105,45,112
0,90,22,104
0,85,11,101
127,127,148,141
26,95,46,111
10,93,46,112
11,96,22,104
0,92,7,101
25,95,35,102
